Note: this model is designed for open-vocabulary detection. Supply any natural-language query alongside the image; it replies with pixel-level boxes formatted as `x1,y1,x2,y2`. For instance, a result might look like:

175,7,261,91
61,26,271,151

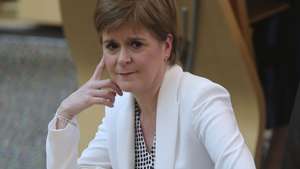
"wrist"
55,116,69,129
56,105,74,120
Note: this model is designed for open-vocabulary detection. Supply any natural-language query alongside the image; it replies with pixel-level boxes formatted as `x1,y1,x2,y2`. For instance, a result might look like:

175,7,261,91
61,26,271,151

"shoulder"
179,72,231,103
177,72,233,120
179,73,235,131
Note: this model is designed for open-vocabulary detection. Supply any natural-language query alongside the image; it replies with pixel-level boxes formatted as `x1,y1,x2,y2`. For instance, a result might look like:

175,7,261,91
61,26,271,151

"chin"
116,81,137,93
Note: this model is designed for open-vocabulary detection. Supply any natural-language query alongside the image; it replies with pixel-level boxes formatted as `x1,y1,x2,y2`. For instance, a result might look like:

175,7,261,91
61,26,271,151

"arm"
46,116,80,169
192,85,256,169
46,112,112,169
46,58,121,169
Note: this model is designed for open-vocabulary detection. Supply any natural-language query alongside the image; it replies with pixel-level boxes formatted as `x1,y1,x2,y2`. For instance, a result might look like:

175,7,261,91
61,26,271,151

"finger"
90,79,123,96
91,57,105,80
89,90,116,102
91,97,114,107
111,80,123,96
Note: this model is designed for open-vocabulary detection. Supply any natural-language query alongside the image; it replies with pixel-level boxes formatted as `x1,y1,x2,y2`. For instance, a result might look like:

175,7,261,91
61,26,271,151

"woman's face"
102,24,173,94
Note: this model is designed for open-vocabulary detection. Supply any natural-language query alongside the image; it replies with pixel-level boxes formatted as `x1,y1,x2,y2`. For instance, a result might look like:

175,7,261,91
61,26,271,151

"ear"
163,34,173,61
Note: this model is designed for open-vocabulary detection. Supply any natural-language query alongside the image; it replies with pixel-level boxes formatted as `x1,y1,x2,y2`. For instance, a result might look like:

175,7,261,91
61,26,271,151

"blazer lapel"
114,65,184,169
116,94,135,169
155,65,183,169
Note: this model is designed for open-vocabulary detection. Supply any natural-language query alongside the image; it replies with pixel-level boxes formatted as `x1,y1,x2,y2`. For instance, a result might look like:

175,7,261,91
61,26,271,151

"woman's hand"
57,58,123,120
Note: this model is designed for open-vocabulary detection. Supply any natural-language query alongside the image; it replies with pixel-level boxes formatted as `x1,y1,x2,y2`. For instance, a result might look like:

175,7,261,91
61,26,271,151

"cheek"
103,55,115,73
145,52,165,68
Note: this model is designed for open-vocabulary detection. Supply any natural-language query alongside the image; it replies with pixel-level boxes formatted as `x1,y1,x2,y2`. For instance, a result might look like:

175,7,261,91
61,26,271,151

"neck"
135,89,159,117
134,65,168,118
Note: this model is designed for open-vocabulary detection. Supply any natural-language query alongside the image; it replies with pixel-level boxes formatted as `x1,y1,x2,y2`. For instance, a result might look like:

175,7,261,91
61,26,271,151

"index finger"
91,57,105,80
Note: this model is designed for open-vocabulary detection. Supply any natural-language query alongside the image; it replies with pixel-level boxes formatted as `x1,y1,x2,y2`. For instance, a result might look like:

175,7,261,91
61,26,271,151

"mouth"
117,71,137,76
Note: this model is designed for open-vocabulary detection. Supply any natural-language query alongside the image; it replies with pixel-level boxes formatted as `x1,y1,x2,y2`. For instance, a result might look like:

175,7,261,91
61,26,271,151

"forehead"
102,24,154,40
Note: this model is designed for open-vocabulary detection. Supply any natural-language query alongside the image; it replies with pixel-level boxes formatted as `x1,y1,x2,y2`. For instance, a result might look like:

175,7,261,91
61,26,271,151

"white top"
46,65,256,169
134,102,156,169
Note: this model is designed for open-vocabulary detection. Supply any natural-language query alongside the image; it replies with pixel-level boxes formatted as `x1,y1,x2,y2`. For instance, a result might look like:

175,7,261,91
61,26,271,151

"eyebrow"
102,37,147,44
128,37,146,41
102,39,116,44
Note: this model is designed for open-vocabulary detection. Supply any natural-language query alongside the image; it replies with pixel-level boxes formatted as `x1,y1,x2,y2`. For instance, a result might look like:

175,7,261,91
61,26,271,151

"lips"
117,71,136,76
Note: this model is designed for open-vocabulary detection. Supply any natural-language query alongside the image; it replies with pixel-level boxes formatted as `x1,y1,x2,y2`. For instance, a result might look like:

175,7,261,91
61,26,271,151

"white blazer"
46,65,256,169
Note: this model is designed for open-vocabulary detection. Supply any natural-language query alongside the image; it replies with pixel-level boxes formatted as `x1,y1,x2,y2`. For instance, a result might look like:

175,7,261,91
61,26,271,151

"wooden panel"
228,0,253,51
247,0,290,24
18,0,61,25
60,0,104,152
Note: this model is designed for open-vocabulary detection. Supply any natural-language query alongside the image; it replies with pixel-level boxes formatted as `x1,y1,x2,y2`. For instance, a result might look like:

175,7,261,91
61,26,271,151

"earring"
164,57,168,62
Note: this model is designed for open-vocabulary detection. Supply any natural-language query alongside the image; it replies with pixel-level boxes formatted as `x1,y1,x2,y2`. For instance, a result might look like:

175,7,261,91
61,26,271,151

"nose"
118,47,132,65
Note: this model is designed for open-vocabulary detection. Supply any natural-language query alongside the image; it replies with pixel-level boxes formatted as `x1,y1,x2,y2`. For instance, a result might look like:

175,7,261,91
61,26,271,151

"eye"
105,42,119,51
130,40,143,49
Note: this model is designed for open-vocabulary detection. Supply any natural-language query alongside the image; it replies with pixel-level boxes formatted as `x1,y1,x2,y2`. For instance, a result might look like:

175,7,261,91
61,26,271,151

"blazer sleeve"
46,111,112,169
191,84,256,169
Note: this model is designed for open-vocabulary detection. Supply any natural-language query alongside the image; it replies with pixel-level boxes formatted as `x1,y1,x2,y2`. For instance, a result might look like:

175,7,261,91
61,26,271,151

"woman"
46,0,256,168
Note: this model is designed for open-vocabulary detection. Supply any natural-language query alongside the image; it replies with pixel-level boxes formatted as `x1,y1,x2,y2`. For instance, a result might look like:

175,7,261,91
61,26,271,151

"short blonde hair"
94,0,178,65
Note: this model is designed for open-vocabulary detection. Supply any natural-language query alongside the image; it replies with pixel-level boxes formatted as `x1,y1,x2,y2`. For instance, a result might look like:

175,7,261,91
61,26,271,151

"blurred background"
0,0,299,169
